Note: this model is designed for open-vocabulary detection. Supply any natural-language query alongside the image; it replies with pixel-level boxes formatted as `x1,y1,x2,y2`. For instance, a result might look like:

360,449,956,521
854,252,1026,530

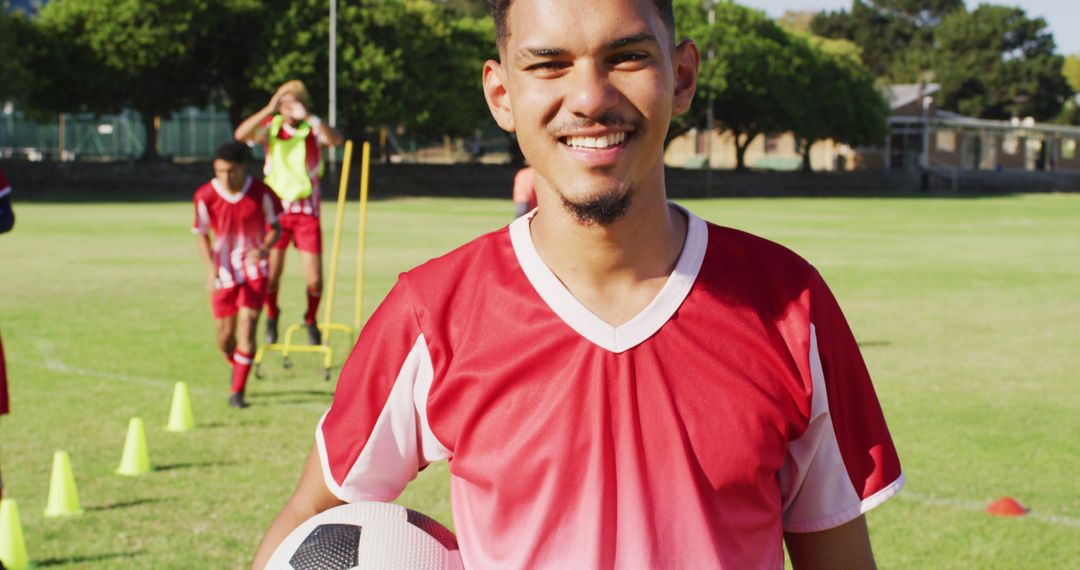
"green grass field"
1,194,1078,568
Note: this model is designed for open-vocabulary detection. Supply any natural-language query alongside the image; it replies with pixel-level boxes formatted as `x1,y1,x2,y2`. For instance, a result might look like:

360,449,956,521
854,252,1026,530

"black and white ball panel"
266,502,463,570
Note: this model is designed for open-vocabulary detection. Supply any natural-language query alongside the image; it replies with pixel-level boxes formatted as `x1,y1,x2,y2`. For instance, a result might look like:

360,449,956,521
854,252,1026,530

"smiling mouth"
559,131,632,150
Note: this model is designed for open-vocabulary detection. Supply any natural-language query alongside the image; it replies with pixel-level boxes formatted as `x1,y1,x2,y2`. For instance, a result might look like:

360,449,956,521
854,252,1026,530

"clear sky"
739,0,1080,55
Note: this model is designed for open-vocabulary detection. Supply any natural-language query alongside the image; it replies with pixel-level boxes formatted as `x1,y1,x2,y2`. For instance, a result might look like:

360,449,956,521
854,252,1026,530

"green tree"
193,0,270,128
248,0,494,140
0,8,35,104
1064,54,1080,93
811,0,963,79
33,0,217,160
677,0,809,171
788,36,889,171
933,5,1070,121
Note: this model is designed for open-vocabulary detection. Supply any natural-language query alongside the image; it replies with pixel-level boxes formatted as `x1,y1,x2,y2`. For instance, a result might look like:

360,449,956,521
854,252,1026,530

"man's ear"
483,59,516,132
672,39,700,116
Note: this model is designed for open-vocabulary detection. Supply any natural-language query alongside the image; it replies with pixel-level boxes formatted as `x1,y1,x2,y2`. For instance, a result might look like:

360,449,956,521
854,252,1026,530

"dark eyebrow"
605,32,658,50
517,33,659,60
519,47,567,59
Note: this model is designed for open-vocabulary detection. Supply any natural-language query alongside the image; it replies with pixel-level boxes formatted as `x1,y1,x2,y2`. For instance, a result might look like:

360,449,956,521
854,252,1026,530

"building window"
936,130,957,153
1063,139,1077,160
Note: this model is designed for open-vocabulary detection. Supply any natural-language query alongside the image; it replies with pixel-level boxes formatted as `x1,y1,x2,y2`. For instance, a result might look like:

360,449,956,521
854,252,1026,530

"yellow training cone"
165,382,195,432
44,450,84,518
116,417,152,476
0,499,29,569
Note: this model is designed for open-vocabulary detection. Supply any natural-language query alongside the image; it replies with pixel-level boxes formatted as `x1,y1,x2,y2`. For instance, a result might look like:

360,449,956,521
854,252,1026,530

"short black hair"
214,141,251,164
486,0,675,47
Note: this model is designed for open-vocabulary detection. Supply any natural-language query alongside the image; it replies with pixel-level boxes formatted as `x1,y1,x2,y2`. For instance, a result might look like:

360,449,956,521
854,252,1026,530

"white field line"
898,491,1080,528
12,342,330,410
11,342,216,396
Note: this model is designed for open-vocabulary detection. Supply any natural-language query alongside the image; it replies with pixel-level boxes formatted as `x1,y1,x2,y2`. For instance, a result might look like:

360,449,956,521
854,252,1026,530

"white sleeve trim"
0,186,10,199
784,473,906,533
262,192,278,225
192,199,210,235
315,333,449,504
780,323,903,532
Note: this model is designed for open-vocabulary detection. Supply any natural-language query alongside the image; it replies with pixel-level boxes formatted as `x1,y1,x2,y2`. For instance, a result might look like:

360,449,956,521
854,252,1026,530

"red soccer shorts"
272,213,322,254
211,278,267,319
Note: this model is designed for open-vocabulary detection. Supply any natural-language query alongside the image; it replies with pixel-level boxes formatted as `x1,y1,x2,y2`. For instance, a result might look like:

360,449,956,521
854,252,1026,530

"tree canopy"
811,0,963,80
11,0,496,160
31,0,219,159
934,5,1070,120
676,0,887,171
0,9,35,104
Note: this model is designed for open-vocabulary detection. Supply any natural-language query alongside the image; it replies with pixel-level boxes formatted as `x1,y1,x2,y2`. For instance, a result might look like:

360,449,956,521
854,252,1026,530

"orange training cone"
986,497,1027,517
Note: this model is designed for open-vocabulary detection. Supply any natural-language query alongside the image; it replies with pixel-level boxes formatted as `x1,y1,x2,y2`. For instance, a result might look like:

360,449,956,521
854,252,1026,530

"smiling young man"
252,1,903,568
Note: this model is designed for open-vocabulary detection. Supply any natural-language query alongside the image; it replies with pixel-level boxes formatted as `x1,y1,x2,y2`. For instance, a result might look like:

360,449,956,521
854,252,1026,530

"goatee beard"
561,189,632,226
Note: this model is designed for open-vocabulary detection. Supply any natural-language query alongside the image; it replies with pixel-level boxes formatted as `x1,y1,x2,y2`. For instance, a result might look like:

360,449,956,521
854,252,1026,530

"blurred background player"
511,164,536,218
193,142,282,409
234,80,344,346
0,164,13,503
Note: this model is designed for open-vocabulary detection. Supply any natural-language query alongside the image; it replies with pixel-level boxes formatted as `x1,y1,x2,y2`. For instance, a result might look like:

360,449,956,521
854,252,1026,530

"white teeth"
566,132,627,149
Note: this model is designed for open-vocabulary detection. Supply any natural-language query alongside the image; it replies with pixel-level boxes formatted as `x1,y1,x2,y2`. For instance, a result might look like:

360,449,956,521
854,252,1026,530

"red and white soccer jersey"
1,165,10,414
317,206,904,569
261,115,325,217
192,177,281,290
0,166,10,199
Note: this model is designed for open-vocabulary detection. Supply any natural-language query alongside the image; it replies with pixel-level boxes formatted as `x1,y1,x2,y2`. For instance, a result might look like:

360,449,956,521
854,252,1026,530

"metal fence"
1,102,511,164
0,103,236,161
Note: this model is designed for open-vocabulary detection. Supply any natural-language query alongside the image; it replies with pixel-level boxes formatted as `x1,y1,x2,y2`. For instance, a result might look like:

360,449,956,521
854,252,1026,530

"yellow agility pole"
255,140,354,381
316,138,356,344
355,142,371,330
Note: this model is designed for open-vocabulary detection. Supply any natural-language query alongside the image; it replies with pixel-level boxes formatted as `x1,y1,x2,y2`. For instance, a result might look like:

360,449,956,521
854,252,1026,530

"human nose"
564,62,619,119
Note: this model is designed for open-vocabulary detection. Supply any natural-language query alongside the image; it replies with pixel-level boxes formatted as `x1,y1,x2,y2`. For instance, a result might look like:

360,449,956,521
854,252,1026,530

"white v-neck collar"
509,203,707,354
211,176,252,203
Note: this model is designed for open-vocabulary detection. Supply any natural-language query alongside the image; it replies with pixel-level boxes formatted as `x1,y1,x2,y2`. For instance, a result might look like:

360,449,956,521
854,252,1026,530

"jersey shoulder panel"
703,223,815,279
401,225,516,309
193,181,216,202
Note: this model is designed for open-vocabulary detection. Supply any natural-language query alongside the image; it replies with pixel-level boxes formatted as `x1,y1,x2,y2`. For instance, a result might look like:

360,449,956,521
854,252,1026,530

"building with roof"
881,83,1080,173
663,82,1080,174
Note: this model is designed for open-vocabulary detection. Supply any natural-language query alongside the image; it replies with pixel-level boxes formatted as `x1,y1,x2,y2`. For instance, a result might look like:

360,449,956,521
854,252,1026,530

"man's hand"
269,84,291,112
246,247,268,267
207,272,218,292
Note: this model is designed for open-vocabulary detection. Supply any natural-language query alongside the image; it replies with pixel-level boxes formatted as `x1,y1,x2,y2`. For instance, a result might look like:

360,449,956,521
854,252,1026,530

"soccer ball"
265,502,463,570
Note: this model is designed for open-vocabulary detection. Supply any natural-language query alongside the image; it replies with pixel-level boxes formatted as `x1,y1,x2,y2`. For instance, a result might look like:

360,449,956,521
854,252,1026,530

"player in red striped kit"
193,143,282,409
0,164,13,502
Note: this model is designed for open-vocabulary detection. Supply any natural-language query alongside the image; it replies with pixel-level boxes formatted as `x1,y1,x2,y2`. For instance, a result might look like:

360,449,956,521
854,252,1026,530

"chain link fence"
0,103,236,161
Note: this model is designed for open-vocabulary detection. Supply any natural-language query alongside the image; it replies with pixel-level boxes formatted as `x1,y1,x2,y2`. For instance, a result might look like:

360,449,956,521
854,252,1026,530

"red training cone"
986,497,1027,517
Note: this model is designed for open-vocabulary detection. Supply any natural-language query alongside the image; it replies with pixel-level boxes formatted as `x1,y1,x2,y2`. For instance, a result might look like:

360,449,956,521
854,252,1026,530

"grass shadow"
85,498,168,512
155,461,236,472
858,340,892,348
258,398,333,406
255,389,335,397
36,550,146,567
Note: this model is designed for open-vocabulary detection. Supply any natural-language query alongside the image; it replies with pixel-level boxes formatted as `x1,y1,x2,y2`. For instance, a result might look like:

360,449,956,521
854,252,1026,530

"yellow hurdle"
255,140,362,380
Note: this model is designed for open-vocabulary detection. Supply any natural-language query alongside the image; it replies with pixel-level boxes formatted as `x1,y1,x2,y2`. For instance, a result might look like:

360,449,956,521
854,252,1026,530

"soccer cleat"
265,317,278,344
228,392,250,409
306,322,321,345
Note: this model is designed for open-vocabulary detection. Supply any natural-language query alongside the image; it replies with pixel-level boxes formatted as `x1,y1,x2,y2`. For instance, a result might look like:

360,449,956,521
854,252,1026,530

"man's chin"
560,187,632,227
